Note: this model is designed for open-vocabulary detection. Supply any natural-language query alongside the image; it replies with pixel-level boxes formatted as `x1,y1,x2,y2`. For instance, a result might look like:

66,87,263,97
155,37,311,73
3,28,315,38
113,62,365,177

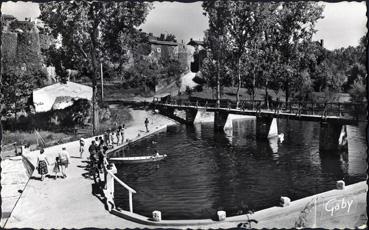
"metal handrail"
106,169,136,194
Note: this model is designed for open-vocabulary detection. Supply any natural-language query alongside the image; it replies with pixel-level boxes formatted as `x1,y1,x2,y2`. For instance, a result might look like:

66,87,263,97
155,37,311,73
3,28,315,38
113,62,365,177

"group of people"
36,147,71,181
104,125,126,147
36,119,151,181
87,136,109,182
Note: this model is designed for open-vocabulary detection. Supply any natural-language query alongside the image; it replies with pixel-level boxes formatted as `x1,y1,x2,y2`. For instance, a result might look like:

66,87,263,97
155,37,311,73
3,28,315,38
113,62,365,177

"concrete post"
185,109,198,125
319,121,343,154
214,111,229,131
256,116,278,140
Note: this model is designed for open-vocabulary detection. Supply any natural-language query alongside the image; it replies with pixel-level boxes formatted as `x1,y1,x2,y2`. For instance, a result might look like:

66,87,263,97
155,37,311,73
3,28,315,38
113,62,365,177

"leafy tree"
1,71,34,120
226,2,267,107
202,1,231,106
39,1,151,134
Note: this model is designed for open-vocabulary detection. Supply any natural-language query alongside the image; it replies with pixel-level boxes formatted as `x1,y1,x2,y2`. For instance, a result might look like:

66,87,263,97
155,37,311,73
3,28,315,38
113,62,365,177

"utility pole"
0,2,3,156
100,63,103,101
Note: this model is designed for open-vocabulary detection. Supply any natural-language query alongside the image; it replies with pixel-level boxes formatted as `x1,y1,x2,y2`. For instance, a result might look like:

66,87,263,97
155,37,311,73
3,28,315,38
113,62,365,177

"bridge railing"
153,98,365,118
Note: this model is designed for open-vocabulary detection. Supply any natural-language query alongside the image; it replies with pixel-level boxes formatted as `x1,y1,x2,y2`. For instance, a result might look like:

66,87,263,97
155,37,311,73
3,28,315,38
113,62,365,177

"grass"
98,104,133,132
1,105,134,158
2,130,75,157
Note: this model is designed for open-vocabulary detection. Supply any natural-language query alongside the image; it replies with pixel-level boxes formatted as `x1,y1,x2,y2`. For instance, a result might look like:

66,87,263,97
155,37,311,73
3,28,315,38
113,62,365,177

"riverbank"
3,109,367,229
3,110,176,229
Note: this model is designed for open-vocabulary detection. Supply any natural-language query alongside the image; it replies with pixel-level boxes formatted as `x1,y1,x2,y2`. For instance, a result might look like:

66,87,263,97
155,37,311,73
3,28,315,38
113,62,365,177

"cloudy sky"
2,1,367,50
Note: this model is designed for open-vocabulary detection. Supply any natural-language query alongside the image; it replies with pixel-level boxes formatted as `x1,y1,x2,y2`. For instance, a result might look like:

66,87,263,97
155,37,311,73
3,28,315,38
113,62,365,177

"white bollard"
336,180,345,190
152,210,162,222
217,210,226,221
280,196,291,207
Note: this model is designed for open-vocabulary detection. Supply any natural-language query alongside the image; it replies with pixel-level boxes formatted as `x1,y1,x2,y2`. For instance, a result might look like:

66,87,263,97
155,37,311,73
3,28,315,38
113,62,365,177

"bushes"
2,99,91,132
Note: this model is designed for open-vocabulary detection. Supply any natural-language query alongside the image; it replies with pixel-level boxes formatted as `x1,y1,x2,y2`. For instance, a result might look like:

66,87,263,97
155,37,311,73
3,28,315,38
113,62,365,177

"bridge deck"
155,103,358,125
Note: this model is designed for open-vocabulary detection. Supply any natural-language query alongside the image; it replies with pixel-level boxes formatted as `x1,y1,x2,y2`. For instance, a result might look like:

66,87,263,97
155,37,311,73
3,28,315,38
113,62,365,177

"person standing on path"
58,147,71,178
145,118,149,132
89,141,96,160
36,148,49,181
79,138,85,158
53,156,61,179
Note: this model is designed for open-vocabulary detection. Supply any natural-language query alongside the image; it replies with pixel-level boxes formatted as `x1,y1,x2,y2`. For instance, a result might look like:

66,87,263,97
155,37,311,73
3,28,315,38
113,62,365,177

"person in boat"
145,118,149,132
153,149,160,157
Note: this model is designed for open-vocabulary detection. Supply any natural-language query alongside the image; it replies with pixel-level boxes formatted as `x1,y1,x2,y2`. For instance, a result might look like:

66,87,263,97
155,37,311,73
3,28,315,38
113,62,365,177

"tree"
1,71,34,120
271,2,324,103
39,1,151,134
226,2,266,108
202,1,231,107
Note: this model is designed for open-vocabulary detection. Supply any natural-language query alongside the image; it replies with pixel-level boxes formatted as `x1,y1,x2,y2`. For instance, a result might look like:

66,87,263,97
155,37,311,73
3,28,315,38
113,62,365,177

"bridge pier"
256,116,278,140
319,121,348,154
185,109,198,125
214,111,229,131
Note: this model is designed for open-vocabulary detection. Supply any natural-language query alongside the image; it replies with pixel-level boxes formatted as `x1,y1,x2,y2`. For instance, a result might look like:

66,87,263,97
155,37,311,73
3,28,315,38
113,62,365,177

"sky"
2,1,367,50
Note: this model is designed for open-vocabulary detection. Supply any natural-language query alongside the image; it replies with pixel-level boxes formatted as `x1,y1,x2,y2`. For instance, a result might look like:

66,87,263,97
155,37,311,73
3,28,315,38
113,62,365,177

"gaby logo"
324,198,354,216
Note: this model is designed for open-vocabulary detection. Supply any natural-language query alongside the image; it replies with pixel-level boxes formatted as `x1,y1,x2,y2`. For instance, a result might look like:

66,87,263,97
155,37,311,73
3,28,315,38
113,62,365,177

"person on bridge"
36,148,49,181
145,118,149,132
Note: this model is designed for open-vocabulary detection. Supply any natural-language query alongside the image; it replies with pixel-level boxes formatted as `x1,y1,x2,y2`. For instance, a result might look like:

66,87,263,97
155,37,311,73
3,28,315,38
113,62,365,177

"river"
113,117,367,220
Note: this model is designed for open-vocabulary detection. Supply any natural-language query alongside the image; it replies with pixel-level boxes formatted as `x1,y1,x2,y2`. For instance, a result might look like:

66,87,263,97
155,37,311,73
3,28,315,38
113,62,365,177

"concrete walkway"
5,111,176,229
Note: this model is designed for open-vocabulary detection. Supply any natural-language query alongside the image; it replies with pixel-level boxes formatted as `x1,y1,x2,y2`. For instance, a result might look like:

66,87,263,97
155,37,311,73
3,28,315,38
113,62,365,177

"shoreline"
2,110,367,229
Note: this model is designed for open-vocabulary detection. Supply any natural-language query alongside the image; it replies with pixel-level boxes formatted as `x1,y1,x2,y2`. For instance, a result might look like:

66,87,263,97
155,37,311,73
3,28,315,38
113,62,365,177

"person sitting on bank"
37,148,49,181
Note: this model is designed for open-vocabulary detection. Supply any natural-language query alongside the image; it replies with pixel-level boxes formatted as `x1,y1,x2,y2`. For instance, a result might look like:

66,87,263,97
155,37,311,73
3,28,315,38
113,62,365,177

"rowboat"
109,154,167,164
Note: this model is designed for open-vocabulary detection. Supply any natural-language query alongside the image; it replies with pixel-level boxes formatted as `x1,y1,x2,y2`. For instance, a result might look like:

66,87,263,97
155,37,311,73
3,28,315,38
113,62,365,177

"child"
53,156,61,179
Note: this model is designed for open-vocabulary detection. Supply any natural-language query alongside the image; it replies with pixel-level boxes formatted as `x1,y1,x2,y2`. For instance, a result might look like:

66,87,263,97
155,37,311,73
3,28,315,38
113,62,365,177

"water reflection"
114,119,366,220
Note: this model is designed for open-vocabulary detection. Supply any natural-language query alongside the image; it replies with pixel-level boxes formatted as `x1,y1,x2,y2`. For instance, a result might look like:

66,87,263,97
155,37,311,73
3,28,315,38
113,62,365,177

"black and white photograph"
0,1,367,229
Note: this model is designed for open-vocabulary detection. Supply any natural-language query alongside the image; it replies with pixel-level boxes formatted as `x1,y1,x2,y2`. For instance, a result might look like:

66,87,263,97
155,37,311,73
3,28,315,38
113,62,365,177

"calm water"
114,118,367,220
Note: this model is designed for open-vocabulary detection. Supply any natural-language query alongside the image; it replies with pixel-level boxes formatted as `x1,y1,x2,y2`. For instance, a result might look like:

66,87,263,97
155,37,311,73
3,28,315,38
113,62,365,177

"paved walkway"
5,111,176,229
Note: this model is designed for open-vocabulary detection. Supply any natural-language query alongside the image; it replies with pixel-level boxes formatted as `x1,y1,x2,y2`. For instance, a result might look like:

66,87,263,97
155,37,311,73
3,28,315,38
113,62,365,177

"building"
147,33,190,70
187,38,206,73
32,81,92,113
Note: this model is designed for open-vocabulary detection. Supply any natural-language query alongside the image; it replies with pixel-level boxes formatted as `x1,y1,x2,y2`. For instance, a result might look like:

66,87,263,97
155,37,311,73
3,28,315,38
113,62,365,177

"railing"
104,164,136,213
153,98,365,119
